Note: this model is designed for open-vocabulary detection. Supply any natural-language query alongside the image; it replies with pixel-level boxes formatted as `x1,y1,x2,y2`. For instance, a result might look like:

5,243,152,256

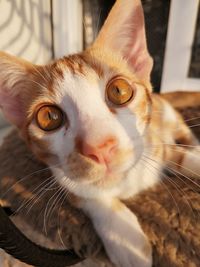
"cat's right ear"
92,0,153,82
0,52,36,127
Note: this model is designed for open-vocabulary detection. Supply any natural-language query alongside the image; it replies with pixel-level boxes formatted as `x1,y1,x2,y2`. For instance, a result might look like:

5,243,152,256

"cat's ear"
0,52,35,127
93,0,153,81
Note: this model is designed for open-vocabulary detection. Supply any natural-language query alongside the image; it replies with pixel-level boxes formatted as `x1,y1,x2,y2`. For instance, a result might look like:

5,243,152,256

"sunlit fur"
0,1,200,266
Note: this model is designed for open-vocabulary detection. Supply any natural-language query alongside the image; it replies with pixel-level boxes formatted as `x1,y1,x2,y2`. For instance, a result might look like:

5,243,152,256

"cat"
0,0,200,266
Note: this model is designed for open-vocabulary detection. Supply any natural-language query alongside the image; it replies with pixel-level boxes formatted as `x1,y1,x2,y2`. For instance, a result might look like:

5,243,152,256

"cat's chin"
51,152,136,197
62,168,124,187
61,151,134,184
62,159,134,190
52,160,141,199
92,172,124,188
66,159,134,186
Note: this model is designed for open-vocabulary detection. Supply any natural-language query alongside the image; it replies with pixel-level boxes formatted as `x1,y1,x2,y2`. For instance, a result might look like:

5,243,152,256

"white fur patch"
82,198,152,267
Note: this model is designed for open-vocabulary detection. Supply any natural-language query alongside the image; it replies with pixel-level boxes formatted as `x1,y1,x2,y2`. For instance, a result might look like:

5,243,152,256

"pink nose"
81,138,117,164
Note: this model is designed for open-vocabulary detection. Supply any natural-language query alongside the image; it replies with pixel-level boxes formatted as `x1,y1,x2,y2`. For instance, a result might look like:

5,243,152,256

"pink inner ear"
127,46,153,81
122,7,153,81
0,90,24,127
93,0,153,81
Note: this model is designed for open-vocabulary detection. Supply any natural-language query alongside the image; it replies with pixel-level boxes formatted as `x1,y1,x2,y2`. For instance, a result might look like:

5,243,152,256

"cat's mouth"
62,150,134,186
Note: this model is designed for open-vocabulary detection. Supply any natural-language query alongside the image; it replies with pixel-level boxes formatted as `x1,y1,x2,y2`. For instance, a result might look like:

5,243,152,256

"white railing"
161,0,200,92
52,0,83,58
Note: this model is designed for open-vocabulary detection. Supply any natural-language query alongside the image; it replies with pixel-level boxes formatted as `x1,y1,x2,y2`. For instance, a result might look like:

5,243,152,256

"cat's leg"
82,198,152,267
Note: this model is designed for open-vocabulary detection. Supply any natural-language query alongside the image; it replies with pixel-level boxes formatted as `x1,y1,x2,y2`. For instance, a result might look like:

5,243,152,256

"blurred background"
0,0,199,92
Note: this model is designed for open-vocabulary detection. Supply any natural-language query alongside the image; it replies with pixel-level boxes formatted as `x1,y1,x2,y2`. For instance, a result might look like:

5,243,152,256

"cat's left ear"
0,52,38,127
93,0,153,82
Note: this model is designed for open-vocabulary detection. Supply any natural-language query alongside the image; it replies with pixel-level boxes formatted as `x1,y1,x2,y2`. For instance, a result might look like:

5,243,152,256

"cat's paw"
83,199,152,267
98,205,152,267
103,228,152,267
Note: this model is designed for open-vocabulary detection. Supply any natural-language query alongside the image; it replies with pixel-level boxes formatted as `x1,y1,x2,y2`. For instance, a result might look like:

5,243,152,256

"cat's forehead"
51,49,136,84
51,57,104,104
52,53,103,82
49,50,138,100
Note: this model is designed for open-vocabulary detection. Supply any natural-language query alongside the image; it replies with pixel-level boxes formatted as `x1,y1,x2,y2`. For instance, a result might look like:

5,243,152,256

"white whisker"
15,176,56,214
0,163,60,200
141,157,181,215
142,155,198,220
25,179,59,215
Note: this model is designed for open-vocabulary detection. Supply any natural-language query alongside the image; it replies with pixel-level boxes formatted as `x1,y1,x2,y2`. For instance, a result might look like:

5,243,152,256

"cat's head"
0,0,153,197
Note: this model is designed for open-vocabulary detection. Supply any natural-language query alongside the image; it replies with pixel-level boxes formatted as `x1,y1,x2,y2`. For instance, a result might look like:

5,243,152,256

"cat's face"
26,49,151,190
0,0,153,196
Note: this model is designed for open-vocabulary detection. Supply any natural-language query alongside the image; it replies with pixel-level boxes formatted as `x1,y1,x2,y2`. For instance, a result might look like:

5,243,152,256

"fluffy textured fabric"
0,106,200,267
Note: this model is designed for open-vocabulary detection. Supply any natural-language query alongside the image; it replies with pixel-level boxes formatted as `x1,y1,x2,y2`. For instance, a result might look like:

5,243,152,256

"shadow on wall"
0,0,53,64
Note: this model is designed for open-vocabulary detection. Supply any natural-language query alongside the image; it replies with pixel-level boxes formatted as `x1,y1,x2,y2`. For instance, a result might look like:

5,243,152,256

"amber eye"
36,105,64,131
107,79,134,106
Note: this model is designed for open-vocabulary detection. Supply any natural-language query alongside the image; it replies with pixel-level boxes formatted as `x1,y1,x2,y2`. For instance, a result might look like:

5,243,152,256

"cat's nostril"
88,154,100,163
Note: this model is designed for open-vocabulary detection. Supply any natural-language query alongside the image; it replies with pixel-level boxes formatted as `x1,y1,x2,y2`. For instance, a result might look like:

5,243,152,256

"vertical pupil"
116,87,120,94
47,111,52,120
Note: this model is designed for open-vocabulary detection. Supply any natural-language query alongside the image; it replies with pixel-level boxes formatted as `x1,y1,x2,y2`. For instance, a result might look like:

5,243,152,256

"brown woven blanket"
0,106,200,267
